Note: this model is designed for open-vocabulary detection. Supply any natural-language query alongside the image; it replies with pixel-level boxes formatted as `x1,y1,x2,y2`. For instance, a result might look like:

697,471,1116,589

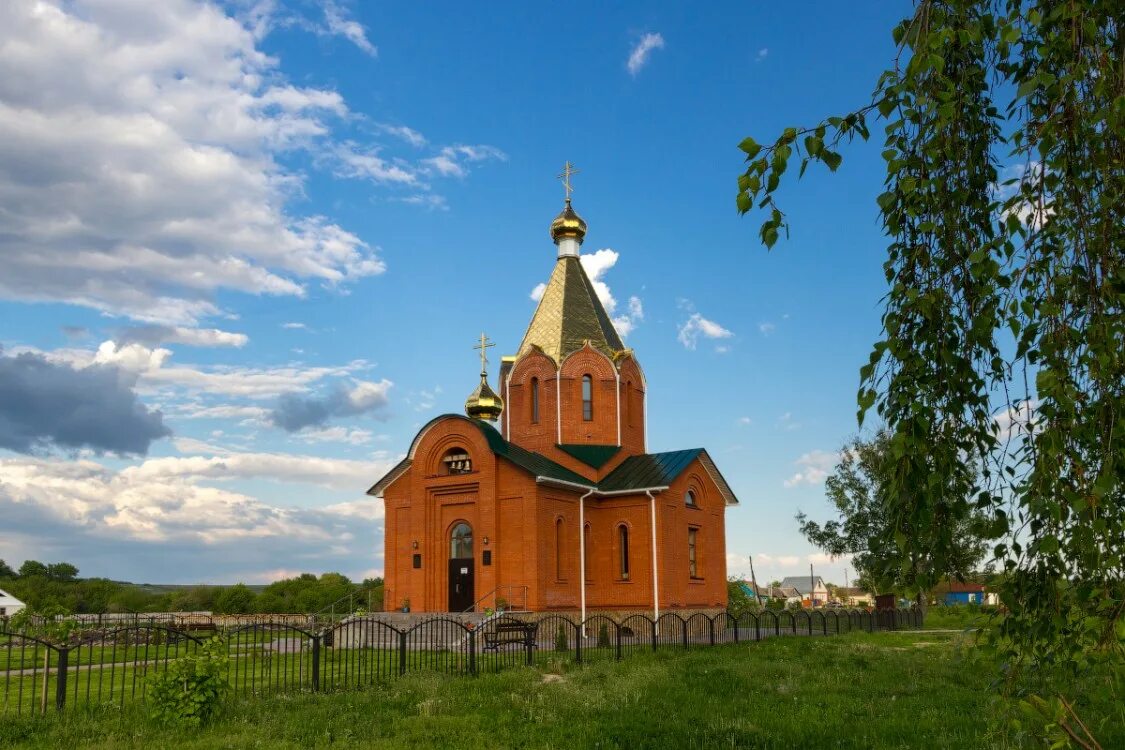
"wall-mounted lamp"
411,540,419,550
482,536,490,546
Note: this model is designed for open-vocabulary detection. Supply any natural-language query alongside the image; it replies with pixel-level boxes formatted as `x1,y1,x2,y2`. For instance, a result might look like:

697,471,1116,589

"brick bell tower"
498,164,647,470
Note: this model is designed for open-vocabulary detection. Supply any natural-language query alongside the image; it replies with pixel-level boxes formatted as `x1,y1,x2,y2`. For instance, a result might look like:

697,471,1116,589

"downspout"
614,367,621,447
643,390,649,452
556,368,562,444
504,366,513,440
578,487,595,632
647,489,660,631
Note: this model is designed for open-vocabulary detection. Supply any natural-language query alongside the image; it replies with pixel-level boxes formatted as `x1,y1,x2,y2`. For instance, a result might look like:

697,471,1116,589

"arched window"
530,377,540,423
555,518,564,580
581,375,593,421
441,448,472,475
618,524,630,579
685,490,697,507
688,528,699,578
624,380,633,427
584,523,592,581
450,522,473,559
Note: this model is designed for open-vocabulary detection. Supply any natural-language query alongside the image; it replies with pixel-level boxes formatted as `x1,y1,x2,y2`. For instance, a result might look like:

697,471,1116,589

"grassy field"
1,628,1120,749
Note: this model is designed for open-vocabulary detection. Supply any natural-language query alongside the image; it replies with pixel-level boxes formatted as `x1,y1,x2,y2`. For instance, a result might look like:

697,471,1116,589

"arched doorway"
448,522,474,611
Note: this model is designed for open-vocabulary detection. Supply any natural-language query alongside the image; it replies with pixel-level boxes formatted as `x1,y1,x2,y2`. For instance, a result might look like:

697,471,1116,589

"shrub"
554,623,568,652
597,623,610,648
149,637,229,727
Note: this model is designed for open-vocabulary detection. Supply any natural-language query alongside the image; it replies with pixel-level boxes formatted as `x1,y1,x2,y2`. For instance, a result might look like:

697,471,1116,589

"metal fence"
0,608,922,715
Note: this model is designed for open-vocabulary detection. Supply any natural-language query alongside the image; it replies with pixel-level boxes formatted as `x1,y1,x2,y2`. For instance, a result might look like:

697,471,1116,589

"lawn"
0,631,991,749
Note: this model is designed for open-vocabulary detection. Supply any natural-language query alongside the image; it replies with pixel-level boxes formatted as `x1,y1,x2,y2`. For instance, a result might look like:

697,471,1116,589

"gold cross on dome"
473,332,495,374
557,161,580,201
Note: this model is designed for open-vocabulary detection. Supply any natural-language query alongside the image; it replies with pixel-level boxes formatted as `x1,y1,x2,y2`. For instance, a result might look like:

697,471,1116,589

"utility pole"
748,555,760,606
810,563,815,608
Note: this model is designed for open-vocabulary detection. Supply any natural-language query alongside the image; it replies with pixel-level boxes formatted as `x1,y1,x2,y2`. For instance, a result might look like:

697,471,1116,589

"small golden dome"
550,199,587,244
465,375,504,422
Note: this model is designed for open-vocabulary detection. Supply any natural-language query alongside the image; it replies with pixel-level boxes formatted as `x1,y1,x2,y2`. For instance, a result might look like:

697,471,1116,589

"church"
368,167,739,617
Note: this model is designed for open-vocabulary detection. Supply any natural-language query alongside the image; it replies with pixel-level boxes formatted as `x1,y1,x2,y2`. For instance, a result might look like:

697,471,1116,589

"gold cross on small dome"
473,332,495,375
557,161,580,201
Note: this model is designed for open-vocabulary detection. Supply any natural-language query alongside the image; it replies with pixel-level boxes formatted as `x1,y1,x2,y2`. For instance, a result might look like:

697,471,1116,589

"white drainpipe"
647,489,660,630
578,487,595,633
556,370,562,444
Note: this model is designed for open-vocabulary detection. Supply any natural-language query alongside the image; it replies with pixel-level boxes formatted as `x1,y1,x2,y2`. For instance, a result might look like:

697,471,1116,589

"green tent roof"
556,444,620,469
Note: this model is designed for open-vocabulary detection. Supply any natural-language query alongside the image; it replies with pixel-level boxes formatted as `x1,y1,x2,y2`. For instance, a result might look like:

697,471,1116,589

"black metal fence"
0,608,922,715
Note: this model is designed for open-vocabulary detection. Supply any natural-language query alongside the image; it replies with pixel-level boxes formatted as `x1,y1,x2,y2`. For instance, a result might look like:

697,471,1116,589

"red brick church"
368,170,739,616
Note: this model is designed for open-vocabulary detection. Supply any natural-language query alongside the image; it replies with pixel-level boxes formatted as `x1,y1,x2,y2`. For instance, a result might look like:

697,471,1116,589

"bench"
482,621,533,651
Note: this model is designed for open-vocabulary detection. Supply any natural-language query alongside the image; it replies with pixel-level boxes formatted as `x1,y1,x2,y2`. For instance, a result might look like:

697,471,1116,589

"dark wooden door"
448,558,474,612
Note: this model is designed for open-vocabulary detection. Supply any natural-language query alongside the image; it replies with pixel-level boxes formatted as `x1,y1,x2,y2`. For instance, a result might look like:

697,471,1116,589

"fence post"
732,615,739,644
615,622,622,660
398,630,407,676
682,618,688,649
468,629,477,676
574,622,582,664
54,646,68,711
822,614,828,636
525,625,534,667
651,619,657,652
311,633,321,692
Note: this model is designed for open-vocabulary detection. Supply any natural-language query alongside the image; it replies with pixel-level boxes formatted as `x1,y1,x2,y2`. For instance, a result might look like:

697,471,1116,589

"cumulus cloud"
783,450,838,488
270,379,393,431
677,312,734,350
0,348,170,455
117,326,248,348
376,123,426,147
627,32,665,76
0,0,390,324
0,451,393,580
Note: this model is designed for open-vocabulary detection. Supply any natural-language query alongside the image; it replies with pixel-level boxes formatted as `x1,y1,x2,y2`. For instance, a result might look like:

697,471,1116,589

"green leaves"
734,0,1125,705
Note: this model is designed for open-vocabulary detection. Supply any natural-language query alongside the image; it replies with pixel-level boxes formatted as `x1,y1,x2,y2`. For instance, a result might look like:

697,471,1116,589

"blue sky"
0,0,909,587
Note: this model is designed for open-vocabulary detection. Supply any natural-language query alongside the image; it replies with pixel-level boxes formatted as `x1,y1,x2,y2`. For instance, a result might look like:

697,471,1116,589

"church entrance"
448,522,475,611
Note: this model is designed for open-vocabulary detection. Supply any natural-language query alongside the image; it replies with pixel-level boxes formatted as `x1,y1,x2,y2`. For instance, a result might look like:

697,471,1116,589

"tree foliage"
798,431,990,599
737,0,1122,682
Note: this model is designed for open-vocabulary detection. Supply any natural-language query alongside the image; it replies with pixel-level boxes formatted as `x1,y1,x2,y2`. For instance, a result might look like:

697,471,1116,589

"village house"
0,588,25,619
780,575,829,606
368,175,739,616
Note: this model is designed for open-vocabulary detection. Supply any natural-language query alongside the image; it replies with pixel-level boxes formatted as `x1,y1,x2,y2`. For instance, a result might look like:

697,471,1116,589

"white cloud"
376,123,426,147
783,450,838,488
677,312,734,350
778,412,801,431
758,322,776,335
992,399,1039,440
0,0,384,324
282,322,308,330
530,282,548,302
299,426,373,445
627,32,665,76
119,326,249,348
321,1,377,56
0,453,391,566
421,145,506,179
613,296,645,338
756,48,768,62
737,416,752,426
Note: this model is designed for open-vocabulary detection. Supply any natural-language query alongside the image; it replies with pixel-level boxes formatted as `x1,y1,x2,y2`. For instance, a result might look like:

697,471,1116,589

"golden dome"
465,374,504,422
550,199,587,244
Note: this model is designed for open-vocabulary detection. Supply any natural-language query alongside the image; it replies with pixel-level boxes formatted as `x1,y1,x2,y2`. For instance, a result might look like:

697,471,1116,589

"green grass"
3,627,1120,748
0,631,1032,749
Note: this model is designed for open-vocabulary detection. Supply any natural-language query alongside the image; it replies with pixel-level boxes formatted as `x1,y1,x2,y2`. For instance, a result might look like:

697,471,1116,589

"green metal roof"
598,449,703,493
368,415,738,506
557,444,620,469
470,421,591,486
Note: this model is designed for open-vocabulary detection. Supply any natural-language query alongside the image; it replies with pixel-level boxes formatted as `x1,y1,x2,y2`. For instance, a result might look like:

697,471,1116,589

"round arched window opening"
450,522,473,559
685,490,697,507
441,447,472,475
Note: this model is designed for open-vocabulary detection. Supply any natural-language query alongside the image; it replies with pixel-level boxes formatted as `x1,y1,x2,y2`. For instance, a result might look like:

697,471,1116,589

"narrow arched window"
581,375,593,421
555,518,564,580
688,528,699,578
584,523,592,581
618,524,630,579
685,490,697,507
624,380,633,427
531,377,540,423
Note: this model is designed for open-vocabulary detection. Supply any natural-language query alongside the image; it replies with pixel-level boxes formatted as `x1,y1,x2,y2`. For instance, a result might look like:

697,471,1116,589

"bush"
149,637,229,727
554,623,568,652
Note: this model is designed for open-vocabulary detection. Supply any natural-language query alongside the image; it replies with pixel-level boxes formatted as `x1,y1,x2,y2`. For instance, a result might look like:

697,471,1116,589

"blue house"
943,582,985,605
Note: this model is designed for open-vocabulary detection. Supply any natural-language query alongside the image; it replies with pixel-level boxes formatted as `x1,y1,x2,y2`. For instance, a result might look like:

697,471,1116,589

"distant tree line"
0,560,383,616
